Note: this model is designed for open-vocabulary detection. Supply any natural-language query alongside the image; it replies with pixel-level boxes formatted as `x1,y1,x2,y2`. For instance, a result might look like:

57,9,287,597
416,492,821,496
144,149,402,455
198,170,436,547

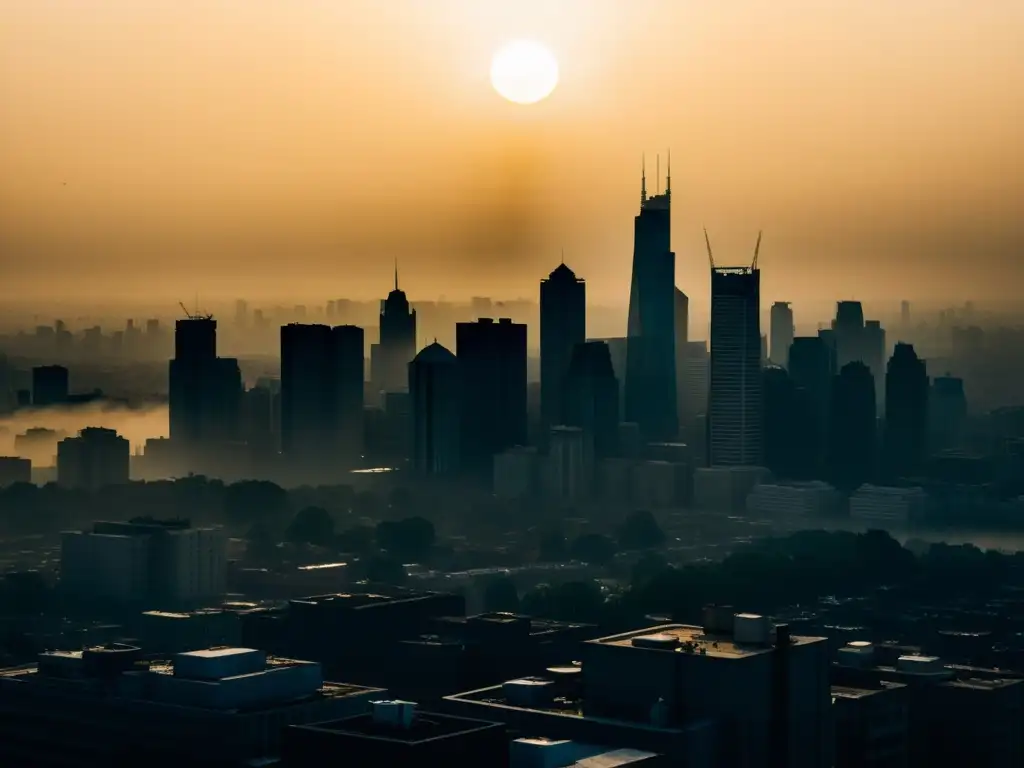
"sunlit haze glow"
1,1,1022,308
490,40,560,105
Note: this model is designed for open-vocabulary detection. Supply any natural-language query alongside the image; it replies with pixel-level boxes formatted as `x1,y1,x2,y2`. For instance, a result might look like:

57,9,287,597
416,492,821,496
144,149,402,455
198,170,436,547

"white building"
850,485,928,524
746,481,842,519
61,518,226,606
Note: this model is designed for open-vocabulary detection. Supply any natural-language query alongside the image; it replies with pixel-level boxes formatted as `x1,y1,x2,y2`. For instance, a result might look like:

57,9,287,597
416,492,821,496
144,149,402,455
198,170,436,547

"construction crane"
178,302,213,322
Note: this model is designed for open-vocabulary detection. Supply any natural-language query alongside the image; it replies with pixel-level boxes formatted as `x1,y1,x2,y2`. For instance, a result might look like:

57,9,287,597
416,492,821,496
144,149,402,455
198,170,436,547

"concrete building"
56,427,129,491
831,679,910,768
769,301,794,368
0,644,382,767
746,481,842,520
543,426,591,501
0,456,31,487
540,263,586,438
849,485,928,524
61,518,226,607
445,611,832,768
833,640,1023,767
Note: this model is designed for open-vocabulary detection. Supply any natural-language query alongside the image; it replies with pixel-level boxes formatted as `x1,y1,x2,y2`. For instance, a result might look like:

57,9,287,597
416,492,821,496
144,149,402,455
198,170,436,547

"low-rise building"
0,644,383,767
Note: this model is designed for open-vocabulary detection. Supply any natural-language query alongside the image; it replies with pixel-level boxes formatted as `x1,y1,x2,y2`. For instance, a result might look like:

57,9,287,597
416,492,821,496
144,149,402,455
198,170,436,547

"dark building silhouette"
769,302,794,368
241,384,277,453
0,456,31,487
456,318,527,474
377,266,417,394
763,366,814,479
168,317,242,445
708,247,762,467
409,342,461,476
829,362,877,490
788,336,835,474
540,262,586,438
32,364,69,406
625,159,678,441
563,341,619,460
280,324,364,468
930,375,967,452
884,343,929,478
57,427,130,491
831,302,886,411
863,320,886,413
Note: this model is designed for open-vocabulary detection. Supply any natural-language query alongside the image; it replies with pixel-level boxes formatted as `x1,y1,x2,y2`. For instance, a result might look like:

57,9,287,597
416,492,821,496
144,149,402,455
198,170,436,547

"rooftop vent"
733,613,770,645
837,641,875,668
503,678,555,708
631,633,680,650
371,699,417,728
896,655,944,674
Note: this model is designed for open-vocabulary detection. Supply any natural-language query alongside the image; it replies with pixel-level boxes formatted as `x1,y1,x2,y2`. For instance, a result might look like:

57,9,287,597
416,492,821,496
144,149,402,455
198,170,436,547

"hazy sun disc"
490,40,559,105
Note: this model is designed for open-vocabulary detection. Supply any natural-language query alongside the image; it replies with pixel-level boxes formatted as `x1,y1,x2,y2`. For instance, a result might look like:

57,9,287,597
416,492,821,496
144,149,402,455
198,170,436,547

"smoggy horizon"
3,1,1023,307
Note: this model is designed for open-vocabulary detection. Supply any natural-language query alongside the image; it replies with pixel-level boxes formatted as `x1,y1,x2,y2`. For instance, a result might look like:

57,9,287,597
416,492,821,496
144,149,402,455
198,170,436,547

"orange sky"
1,0,1022,311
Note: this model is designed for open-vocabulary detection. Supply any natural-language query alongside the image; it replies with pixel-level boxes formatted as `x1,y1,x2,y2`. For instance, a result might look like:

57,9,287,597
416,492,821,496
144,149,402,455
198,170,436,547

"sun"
490,39,560,105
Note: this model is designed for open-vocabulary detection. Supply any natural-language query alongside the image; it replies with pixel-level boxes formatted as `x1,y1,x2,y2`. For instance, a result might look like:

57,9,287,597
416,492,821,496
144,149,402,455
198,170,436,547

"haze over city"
5,3,1024,767
3,1,1023,307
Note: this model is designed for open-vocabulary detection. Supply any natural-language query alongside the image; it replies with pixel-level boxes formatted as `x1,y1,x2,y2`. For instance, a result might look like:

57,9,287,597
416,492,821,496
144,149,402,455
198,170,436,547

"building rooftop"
291,588,450,610
590,623,821,660
831,681,905,701
299,709,501,744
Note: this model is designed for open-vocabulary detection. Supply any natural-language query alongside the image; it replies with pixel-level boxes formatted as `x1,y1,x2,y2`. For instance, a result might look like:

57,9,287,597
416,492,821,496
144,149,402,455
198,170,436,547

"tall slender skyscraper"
707,233,762,467
540,262,585,436
625,156,678,441
769,302,794,368
456,318,527,475
377,265,417,394
884,342,929,478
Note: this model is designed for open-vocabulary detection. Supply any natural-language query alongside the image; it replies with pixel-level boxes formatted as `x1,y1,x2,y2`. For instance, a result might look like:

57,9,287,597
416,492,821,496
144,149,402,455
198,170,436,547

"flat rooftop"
831,681,905,700
291,589,447,609
297,711,502,744
590,624,823,660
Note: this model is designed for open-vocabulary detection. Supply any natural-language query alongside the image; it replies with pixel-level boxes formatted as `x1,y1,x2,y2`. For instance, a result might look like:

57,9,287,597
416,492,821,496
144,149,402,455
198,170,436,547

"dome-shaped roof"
414,341,456,364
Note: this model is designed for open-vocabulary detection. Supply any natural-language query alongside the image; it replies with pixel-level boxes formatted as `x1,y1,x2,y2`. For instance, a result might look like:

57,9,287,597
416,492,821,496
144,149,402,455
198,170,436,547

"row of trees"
480,529,1024,627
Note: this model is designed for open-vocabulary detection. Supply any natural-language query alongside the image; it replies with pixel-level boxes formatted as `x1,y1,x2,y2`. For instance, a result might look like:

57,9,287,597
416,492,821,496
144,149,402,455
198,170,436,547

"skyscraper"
707,234,762,467
769,302,794,368
829,361,877,490
280,324,364,469
169,317,241,445
674,288,690,423
57,427,130,491
884,342,929,478
456,318,527,475
625,157,678,441
788,336,835,475
377,266,417,394
409,342,461,476
540,262,585,436
562,340,619,460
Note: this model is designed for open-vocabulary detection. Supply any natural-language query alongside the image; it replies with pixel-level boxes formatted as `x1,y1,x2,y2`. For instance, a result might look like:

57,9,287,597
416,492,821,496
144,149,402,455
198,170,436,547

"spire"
656,154,661,195
561,247,565,265
666,149,671,197
393,258,399,292
641,155,647,206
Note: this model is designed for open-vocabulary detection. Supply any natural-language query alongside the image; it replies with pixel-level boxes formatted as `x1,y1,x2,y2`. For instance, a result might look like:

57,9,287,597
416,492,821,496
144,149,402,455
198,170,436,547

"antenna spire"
656,154,661,195
666,149,671,196
641,155,647,206
394,258,399,291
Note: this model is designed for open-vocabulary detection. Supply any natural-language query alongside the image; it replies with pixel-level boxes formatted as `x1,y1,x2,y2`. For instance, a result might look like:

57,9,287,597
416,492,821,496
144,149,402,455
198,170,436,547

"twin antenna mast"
704,228,763,271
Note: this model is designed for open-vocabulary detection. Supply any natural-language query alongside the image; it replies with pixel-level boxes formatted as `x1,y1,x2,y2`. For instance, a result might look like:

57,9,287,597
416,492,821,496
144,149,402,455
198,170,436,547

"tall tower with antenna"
624,151,678,440
377,263,417,394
